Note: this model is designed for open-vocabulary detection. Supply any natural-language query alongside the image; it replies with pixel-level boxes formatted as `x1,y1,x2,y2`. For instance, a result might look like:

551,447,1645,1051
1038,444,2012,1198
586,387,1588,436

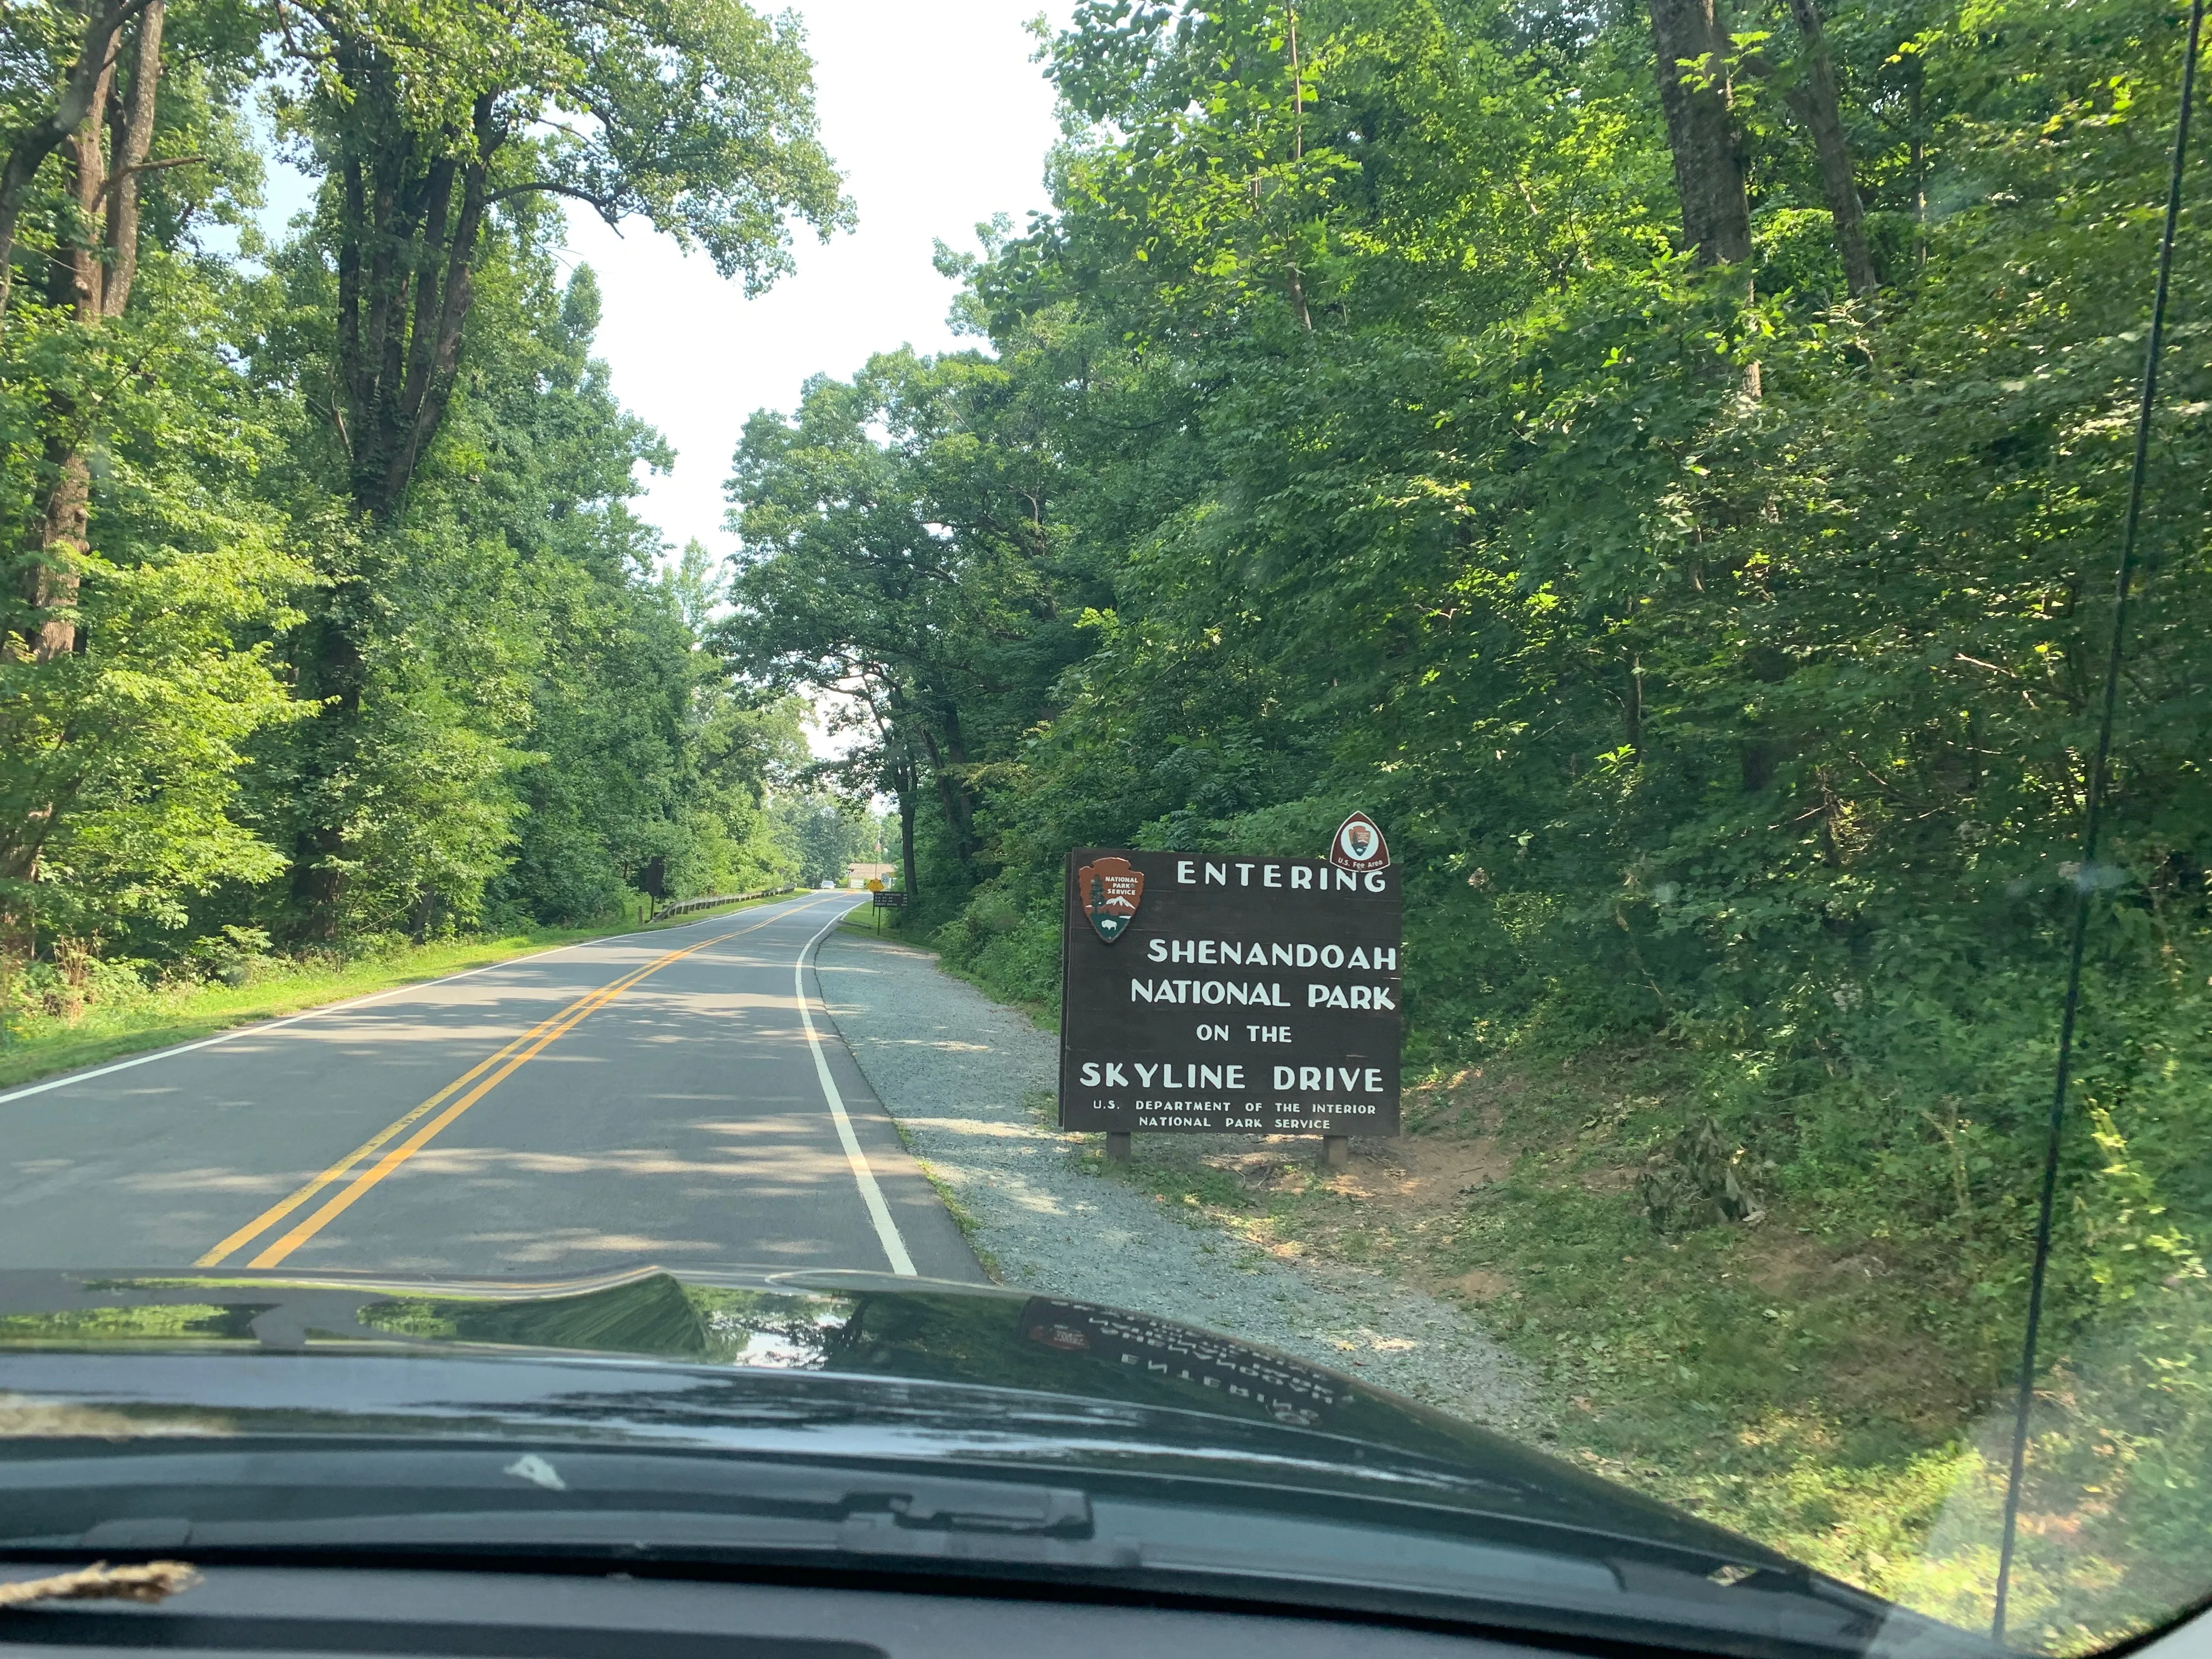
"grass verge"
1071,1050,2169,1651
0,891,802,1093
836,906,904,944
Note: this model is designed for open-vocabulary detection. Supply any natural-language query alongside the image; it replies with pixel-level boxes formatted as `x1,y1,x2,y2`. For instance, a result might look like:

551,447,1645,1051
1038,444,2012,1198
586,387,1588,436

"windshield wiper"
0,1446,1092,1553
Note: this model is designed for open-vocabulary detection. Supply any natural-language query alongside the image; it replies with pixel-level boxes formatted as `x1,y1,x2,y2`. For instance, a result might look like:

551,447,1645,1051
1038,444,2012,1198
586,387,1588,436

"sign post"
1058,845,1402,1166
872,887,904,937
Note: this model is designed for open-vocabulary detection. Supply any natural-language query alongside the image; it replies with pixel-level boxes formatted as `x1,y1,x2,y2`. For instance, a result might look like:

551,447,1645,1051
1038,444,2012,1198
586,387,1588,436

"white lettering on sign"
1156,860,1383,896
1145,938,1397,967
1271,1065,1384,1092
1159,862,1380,902
1305,983,1397,1010
1111,1063,1248,1091
1131,978,1289,1007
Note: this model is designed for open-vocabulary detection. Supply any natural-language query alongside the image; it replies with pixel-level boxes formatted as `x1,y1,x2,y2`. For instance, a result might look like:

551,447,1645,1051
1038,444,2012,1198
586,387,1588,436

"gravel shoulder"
817,927,1544,1438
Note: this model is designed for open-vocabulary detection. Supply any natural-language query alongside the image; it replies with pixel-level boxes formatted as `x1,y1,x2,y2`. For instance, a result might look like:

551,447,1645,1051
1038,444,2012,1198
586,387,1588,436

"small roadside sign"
872,889,906,908
865,878,885,891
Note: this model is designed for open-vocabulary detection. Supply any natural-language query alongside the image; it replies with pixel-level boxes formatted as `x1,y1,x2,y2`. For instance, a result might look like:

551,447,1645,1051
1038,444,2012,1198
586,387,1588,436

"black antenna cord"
1990,1,2204,1640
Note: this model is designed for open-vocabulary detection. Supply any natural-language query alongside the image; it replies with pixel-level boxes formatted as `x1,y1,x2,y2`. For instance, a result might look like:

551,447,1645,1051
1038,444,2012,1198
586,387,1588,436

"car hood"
0,1266,1784,1568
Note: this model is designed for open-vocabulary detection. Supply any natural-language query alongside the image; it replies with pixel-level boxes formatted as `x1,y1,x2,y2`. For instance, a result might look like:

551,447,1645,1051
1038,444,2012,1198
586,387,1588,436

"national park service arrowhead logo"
1076,856,1144,944
1329,811,1391,872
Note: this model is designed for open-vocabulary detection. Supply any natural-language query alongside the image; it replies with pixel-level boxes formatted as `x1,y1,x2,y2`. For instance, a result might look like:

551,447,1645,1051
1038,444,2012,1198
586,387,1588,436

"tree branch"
482,178,627,225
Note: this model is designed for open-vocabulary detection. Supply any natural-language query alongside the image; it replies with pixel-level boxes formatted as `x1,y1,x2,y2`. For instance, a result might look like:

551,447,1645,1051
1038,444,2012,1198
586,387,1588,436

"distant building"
847,862,897,890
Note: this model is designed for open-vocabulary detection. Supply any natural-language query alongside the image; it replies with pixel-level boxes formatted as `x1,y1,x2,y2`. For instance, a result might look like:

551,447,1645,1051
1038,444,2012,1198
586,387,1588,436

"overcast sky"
558,1,1069,560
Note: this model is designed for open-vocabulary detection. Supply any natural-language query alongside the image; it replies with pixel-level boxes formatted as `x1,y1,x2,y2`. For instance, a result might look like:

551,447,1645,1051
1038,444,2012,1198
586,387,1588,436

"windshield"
0,0,2205,1654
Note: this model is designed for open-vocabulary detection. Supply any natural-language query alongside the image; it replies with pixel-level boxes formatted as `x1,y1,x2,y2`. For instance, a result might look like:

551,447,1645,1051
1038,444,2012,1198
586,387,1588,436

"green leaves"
723,343,1104,885
285,0,849,281
0,260,309,940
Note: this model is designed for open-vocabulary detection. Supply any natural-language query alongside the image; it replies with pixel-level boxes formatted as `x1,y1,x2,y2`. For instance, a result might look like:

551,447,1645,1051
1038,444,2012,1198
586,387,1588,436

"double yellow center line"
197,909,795,1270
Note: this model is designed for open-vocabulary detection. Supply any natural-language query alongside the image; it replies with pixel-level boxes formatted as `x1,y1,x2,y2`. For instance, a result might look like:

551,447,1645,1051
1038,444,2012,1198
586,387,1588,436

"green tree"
265,0,849,932
1,0,303,963
723,345,1098,904
773,794,870,889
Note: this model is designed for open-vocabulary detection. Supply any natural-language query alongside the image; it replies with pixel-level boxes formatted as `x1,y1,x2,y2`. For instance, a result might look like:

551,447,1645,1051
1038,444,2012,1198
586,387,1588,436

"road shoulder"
801,918,990,1285
814,929,1544,1438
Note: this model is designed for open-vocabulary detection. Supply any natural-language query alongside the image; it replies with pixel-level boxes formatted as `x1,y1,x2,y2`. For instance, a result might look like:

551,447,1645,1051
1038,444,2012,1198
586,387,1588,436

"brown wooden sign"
1058,848,1402,1137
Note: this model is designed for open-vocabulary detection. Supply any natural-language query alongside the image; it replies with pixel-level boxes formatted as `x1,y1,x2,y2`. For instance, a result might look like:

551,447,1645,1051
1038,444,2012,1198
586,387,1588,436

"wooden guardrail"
649,885,804,921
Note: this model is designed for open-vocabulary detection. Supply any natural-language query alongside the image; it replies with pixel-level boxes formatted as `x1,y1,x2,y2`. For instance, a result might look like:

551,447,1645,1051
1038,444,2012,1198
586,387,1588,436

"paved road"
0,893,981,1281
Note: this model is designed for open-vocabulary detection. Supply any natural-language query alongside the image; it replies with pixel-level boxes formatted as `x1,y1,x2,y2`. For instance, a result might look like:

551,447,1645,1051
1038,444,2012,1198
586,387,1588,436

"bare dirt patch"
1286,1131,1515,1213
1744,1228,1839,1292
1456,1268,1514,1301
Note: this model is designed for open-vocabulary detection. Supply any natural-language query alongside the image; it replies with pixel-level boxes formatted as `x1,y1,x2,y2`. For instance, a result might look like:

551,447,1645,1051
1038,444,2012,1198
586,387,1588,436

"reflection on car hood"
0,1266,1768,1564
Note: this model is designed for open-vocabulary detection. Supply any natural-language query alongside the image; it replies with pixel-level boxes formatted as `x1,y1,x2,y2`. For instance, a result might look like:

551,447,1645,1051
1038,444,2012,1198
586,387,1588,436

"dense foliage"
721,0,2211,1641
1,0,837,1002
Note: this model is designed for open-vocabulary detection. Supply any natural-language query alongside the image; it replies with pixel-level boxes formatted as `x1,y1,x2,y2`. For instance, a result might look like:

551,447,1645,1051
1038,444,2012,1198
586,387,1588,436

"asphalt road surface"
0,893,981,1281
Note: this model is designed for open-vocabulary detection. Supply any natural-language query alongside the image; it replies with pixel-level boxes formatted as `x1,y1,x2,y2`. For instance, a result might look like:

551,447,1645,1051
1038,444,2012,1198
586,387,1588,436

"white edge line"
0,893,820,1110
796,906,917,1277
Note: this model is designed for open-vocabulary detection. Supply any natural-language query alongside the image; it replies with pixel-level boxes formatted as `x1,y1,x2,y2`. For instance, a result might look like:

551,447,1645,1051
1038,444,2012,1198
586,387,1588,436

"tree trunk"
2,4,159,956
18,30,119,665
0,0,157,324
330,76,500,523
296,65,501,934
100,0,163,319
27,448,92,663
19,3,162,664
1909,65,1927,274
1780,0,1876,298
1624,654,1644,760
1648,0,1751,265
54,44,117,316
898,783,919,905
916,718,978,870
285,613,366,931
